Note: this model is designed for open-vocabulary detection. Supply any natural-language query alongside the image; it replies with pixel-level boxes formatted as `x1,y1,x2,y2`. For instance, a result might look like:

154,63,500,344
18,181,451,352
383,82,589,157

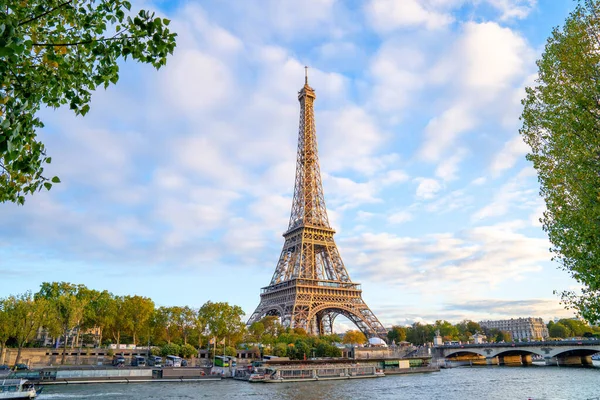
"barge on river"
241,362,384,383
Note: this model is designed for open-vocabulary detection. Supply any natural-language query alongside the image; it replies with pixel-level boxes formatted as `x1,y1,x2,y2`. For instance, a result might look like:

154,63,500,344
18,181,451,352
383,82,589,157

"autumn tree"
343,330,367,345
0,0,176,204
520,0,600,323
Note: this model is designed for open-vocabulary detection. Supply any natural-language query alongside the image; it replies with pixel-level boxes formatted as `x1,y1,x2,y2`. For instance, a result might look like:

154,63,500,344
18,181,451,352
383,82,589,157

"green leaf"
51,176,61,183
0,46,14,56
43,182,52,191
45,157,52,164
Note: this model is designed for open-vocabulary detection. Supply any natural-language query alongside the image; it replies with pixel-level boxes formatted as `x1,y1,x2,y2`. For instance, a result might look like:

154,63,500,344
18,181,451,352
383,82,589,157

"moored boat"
250,363,384,383
0,379,40,399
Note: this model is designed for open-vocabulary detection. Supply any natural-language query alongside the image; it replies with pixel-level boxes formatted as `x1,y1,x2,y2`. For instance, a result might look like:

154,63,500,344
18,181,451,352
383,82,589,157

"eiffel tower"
247,68,388,341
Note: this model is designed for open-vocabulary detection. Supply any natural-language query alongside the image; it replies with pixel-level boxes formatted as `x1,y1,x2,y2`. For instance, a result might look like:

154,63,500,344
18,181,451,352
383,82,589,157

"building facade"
479,317,549,341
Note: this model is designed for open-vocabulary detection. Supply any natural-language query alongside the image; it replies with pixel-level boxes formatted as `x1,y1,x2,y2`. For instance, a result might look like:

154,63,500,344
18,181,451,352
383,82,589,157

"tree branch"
18,0,73,27
32,34,134,47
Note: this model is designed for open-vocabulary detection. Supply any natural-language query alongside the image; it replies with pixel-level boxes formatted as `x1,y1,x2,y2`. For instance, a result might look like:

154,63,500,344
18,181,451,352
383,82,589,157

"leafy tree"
0,0,177,204
315,342,341,357
557,318,592,336
248,322,265,343
406,322,435,345
122,295,154,345
434,320,459,341
455,320,482,342
0,299,14,359
549,322,569,338
160,342,180,357
107,295,127,348
180,343,196,358
36,282,87,364
198,301,245,348
224,346,237,357
273,342,288,357
82,289,115,347
343,330,367,345
387,326,407,343
5,292,47,364
520,0,600,323
495,330,512,343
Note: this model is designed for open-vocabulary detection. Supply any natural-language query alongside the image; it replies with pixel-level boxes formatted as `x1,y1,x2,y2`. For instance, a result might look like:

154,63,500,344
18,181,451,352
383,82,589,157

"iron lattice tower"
247,69,388,341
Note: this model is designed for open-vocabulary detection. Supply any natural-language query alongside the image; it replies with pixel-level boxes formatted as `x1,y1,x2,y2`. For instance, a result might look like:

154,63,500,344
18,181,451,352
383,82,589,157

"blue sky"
0,0,582,329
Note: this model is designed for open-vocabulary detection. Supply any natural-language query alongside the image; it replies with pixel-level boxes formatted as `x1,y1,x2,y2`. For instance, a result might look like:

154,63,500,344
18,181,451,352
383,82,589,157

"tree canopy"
520,0,600,323
0,0,176,204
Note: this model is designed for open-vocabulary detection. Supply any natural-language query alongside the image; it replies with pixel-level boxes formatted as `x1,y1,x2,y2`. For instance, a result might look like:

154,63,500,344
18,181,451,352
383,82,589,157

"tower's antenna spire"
305,66,308,85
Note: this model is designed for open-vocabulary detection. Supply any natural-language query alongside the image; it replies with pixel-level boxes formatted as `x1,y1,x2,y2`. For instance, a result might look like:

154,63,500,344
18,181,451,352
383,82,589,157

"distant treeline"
3,282,599,366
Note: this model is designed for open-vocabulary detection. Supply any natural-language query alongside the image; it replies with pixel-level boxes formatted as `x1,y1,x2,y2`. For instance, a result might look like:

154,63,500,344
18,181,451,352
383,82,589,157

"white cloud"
415,178,442,200
435,148,468,181
366,0,454,32
419,104,476,162
490,135,529,176
420,21,533,162
472,167,537,221
340,220,551,299
389,210,413,224
486,0,537,21
160,50,234,114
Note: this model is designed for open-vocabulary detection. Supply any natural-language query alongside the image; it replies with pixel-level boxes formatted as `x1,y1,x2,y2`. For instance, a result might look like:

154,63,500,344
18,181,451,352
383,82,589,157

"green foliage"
121,295,154,345
160,343,180,357
387,326,407,343
273,342,288,357
198,301,246,345
406,322,435,345
224,346,237,357
520,0,600,323
0,0,177,204
180,343,196,358
150,347,161,356
495,331,512,343
315,342,341,358
549,322,569,338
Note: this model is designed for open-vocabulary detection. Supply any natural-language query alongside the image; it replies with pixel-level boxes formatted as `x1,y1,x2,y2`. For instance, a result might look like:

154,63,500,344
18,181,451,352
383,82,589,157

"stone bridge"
435,340,600,366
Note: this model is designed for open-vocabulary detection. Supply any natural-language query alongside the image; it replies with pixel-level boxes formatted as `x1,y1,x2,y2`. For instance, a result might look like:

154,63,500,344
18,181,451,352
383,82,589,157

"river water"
38,364,600,400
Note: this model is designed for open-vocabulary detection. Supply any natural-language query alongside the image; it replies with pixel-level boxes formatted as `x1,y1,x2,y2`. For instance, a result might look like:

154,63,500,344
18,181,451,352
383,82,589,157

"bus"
214,356,229,367
165,355,182,367
225,356,237,367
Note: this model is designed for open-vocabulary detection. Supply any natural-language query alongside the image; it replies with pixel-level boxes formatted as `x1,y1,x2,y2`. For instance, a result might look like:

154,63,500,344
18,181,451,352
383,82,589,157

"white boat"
250,363,385,383
0,379,38,399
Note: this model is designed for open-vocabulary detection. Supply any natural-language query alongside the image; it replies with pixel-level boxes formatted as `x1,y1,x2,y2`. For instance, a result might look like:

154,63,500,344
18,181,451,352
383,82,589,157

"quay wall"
0,347,182,367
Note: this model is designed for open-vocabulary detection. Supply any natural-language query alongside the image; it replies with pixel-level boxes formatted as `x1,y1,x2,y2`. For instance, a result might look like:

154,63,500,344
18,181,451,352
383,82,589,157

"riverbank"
35,366,600,400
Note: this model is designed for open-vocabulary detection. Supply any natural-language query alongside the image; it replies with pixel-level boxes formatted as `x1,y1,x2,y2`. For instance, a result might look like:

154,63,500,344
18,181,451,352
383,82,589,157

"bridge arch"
495,349,544,358
445,349,488,358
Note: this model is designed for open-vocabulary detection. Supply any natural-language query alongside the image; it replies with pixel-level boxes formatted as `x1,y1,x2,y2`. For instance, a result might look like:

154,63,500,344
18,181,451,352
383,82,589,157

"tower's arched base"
247,278,387,341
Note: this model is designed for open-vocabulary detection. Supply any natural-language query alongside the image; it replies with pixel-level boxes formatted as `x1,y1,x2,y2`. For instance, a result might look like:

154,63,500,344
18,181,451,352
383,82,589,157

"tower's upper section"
286,69,332,233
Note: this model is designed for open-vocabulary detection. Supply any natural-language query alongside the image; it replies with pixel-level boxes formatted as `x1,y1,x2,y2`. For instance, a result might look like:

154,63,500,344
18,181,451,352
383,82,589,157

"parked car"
181,359,188,367
0,365,9,370
13,364,29,370
131,356,146,367
147,355,163,367
112,356,126,367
